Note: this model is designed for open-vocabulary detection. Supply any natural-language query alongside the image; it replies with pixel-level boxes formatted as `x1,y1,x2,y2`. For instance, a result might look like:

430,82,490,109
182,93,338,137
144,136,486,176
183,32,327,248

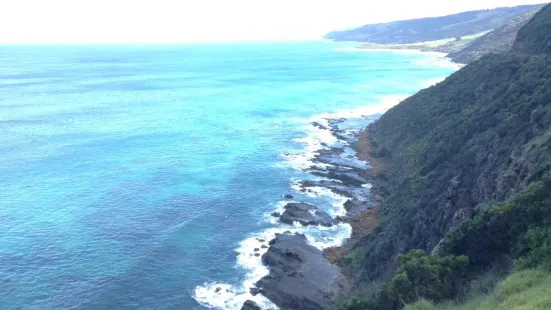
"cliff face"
325,4,545,44
448,10,537,63
513,3,551,54
346,3,551,286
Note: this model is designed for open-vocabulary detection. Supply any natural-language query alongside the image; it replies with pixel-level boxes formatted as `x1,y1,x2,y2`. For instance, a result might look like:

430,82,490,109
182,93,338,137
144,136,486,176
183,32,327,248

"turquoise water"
0,43,456,309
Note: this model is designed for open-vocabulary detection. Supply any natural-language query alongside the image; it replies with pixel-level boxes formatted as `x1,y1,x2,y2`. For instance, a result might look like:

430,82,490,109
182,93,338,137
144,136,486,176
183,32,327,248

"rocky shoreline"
241,118,382,310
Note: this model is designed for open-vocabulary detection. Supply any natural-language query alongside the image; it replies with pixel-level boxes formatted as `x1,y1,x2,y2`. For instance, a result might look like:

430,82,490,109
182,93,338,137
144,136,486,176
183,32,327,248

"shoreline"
338,42,468,67
195,51,460,310
251,116,382,310
249,49,461,309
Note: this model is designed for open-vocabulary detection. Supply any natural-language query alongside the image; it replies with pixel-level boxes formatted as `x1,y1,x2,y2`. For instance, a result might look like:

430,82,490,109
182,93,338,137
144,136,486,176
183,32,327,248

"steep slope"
405,269,551,310
448,10,538,63
351,51,551,280
325,4,546,44
513,3,551,54
339,4,551,309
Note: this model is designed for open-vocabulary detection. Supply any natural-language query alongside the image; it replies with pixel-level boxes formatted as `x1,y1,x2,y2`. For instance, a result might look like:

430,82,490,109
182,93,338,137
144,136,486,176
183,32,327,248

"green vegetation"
346,51,551,284
516,227,551,271
341,166,551,309
340,250,468,310
405,269,551,310
449,10,538,63
325,4,545,44
339,4,551,310
513,3,551,54
441,165,551,269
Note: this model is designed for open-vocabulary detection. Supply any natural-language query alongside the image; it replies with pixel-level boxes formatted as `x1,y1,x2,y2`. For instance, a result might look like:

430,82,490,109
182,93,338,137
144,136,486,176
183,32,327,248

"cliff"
512,3,551,54
340,3,551,309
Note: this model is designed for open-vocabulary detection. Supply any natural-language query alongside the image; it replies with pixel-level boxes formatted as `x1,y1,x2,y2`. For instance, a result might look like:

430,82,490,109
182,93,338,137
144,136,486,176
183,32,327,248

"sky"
0,0,547,43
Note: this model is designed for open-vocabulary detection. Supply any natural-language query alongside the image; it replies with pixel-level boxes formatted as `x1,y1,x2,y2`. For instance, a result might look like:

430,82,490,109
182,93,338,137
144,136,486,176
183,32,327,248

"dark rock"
452,208,474,226
215,287,221,293
279,202,334,227
311,121,330,130
254,253,260,257
254,248,259,252
283,194,294,199
298,179,371,206
250,287,260,296
241,300,261,310
256,234,349,310
271,212,281,217
261,245,268,248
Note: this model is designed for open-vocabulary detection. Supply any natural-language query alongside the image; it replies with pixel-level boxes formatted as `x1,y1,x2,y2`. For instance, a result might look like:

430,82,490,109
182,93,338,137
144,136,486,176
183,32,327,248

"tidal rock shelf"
274,202,335,227
251,117,377,310
255,233,350,310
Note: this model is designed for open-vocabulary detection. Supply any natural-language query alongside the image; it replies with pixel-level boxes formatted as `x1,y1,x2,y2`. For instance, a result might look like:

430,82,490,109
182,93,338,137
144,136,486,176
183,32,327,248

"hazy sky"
0,0,546,43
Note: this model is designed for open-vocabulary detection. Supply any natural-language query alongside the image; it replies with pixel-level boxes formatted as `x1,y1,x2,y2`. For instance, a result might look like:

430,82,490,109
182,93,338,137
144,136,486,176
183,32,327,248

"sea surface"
0,42,457,309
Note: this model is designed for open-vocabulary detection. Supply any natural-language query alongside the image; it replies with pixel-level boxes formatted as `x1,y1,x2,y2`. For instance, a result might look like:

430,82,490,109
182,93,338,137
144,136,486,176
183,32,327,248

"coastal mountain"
324,4,546,44
447,10,538,63
338,3,551,310
513,3,551,54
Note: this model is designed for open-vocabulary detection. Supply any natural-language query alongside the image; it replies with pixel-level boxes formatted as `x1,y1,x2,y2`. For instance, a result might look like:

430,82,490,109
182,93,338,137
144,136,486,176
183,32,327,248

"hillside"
448,10,537,63
405,269,551,310
513,3,551,54
325,4,546,44
339,4,551,310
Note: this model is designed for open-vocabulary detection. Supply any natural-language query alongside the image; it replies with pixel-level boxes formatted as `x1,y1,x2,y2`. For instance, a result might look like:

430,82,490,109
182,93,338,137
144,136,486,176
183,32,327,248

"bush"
387,250,469,305
341,250,469,310
516,227,551,270
403,299,438,310
441,165,551,268
405,270,551,310
340,297,372,310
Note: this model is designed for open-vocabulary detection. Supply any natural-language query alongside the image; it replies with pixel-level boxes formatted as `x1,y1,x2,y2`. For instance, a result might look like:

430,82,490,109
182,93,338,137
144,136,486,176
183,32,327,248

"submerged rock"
279,202,334,227
241,300,261,310
283,194,294,199
256,233,349,310
250,287,261,296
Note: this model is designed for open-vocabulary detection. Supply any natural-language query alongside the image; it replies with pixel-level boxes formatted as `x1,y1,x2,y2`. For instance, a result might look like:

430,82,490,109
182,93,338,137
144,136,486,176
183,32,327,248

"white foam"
194,233,276,310
336,46,448,57
420,77,447,88
414,56,463,70
280,94,408,172
195,46,461,310
264,200,290,224
195,178,355,309
338,46,462,71
314,95,408,121
193,223,352,310
335,47,426,54
291,184,349,218
280,121,340,170
201,94,405,309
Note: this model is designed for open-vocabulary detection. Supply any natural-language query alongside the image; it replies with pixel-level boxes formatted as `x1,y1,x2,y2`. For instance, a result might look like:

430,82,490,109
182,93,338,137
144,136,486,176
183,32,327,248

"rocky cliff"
343,2,551,300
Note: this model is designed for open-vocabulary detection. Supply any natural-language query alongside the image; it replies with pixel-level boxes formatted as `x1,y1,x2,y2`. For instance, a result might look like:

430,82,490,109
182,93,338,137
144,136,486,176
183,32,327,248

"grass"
404,270,551,310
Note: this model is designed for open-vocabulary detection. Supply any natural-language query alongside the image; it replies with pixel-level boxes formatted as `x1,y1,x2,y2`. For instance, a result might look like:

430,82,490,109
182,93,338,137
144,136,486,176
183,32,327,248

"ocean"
0,42,457,309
